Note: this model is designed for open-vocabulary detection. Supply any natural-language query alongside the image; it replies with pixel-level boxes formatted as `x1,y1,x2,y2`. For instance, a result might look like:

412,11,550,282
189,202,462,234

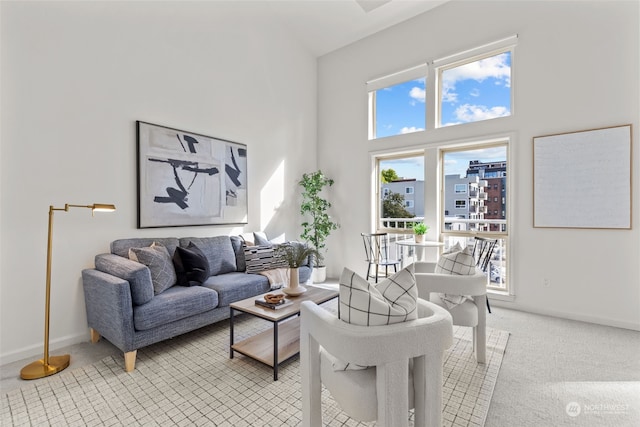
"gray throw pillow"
253,231,271,246
130,243,177,295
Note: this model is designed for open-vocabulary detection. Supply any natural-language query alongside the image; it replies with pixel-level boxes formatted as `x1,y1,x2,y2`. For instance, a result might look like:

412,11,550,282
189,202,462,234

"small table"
396,239,444,262
229,285,339,381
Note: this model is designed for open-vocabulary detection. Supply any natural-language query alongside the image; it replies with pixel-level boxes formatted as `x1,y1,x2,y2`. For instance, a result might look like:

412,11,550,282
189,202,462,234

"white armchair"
300,298,453,427
414,261,487,364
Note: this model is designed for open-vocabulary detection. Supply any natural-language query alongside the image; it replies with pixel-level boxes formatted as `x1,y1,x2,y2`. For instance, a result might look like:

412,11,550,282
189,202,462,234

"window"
438,50,512,127
442,143,509,293
455,184,467,193
368,36,516,139
367,64,427,140
375,152,424,230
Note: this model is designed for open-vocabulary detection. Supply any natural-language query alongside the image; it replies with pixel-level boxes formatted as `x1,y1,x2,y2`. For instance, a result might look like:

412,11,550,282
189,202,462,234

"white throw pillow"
332,264,418,371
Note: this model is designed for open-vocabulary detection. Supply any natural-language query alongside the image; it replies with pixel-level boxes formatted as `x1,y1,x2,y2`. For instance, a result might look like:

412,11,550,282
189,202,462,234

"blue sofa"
82,235,311,372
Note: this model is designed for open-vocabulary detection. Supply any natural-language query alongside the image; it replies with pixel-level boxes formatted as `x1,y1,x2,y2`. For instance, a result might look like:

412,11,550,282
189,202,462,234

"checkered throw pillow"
435,242,476,275
332,264,418,371
435,243,476,309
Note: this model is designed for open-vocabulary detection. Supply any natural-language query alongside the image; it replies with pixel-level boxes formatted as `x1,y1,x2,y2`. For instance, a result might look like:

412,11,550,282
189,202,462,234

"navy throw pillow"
173,243,211,286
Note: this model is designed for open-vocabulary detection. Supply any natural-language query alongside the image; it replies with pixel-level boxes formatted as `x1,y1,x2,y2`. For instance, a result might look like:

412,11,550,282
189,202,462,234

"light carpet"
2,308,509,427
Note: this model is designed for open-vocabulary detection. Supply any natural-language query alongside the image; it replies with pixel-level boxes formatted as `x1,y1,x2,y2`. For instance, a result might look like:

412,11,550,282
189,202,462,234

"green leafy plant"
299,170,340,267
275,243,319,269
412,222,429,235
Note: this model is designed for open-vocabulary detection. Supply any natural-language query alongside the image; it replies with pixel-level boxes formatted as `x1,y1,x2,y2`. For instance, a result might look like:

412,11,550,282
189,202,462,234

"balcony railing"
377,217,508,291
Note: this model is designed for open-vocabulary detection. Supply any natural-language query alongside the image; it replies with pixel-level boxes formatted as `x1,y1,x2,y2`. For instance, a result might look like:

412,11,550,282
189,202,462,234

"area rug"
1,306,509,427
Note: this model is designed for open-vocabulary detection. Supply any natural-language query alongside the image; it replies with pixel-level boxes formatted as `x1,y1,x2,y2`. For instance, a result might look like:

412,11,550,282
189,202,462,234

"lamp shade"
91,204,116,212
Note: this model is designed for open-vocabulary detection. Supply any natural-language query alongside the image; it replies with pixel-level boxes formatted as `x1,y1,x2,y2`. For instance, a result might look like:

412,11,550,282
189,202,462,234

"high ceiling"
264,0,448,57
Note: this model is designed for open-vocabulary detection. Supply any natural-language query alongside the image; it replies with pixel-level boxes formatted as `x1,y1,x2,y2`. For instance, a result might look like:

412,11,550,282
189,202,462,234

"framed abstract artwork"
137,121,248,228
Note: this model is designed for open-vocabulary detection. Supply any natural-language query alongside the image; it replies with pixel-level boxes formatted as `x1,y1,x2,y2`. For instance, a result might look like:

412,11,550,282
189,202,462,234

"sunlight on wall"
260,159,285,231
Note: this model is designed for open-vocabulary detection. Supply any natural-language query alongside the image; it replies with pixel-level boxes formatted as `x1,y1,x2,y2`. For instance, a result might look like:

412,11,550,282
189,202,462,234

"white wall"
0,1,317,363
318,1,640,330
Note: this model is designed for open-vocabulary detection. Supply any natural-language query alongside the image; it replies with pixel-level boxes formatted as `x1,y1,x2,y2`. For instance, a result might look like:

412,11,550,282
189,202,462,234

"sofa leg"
90,328,101,343
124,350,137,372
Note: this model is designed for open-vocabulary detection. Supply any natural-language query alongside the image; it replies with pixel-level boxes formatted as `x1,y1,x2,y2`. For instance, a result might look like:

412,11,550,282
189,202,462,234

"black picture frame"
136,121,248,228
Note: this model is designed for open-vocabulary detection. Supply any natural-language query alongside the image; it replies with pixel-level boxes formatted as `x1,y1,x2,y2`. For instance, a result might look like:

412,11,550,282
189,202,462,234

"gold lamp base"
20,355,70,380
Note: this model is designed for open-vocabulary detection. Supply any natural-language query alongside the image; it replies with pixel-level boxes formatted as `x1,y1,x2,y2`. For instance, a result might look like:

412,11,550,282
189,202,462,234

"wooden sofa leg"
124,350,137,372
90,328,101,343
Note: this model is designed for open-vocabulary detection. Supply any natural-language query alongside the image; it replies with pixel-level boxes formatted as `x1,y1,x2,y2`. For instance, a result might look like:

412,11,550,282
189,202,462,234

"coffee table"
229,285,338,380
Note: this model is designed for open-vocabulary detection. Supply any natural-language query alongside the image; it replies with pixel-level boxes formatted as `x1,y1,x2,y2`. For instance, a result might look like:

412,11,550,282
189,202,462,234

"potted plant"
412,222,429,243
275,243,319,295
299,170,340,282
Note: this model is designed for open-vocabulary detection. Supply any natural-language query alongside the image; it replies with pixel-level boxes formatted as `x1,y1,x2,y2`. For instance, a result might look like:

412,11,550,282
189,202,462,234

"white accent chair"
300,298,453,427
414,261,487,364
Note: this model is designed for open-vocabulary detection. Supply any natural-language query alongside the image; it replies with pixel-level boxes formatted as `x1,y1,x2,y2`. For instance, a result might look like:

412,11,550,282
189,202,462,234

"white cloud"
409,86,425,103
441,52,511,104
400,126,424,134
454,104,510,122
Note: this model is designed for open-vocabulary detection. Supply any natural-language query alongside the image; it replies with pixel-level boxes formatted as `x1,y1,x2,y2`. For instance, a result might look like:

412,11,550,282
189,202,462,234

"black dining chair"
361,232,401,283
472,237,498,313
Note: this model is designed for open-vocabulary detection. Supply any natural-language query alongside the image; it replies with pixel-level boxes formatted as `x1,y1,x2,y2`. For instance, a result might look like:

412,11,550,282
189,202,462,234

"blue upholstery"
82,235,314,371
95,253,154,305
203,272,270,307
111,238,180,259
133,286,218,330
179,236,237,276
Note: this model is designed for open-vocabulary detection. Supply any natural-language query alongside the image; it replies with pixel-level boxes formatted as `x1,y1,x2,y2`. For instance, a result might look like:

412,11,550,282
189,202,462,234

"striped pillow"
244,245,288,274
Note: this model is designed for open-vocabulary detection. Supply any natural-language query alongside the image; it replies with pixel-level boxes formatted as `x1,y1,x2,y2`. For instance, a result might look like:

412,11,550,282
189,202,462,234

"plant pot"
312,266,327,283
283,267,306,296
415,234,424,243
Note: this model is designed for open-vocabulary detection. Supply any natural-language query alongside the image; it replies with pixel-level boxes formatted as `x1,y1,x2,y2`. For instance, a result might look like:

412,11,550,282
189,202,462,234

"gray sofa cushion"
95,253,154,306
230,235,246,272
180,236,237,276
133,286,218,331
111,238,180,259
202,272,270,307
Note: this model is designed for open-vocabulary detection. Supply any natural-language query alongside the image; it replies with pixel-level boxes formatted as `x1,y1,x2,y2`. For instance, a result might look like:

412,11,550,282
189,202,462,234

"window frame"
433,35,517,130
367,64,428,140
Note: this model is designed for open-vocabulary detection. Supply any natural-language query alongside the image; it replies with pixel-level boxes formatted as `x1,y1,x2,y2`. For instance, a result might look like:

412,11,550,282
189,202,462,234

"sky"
374,51,511,137
376,51,511,180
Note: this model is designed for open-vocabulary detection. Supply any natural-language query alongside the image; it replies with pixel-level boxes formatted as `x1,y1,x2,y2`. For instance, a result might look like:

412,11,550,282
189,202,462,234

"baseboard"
490,299,640,332
0,332,88,366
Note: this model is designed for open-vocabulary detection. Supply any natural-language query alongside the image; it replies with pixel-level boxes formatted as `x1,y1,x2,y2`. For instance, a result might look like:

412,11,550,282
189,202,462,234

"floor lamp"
20,203,116,380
